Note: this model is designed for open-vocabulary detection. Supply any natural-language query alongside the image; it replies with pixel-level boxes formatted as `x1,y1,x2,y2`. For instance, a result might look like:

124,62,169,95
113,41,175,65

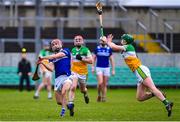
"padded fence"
0,66,180,87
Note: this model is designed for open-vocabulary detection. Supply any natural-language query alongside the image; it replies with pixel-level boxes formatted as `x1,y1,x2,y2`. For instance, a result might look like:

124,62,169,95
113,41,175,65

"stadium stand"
133,34,166,53
151,33,180,53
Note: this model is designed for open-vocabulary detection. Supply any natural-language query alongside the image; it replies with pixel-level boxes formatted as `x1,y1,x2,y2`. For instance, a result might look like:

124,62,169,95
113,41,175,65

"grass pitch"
0,88,179,121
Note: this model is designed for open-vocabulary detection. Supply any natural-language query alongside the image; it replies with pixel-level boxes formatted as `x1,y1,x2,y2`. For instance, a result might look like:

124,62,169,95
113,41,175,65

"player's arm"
82,50,93,64
76,50,93,64
40,52,66,60
91,54,97,73
82,55,93,64
109,55,115,75
38,61,54,72
107,34,125,52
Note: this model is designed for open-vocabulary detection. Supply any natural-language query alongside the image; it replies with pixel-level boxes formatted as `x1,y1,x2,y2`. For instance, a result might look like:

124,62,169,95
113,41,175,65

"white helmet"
100,36,107,42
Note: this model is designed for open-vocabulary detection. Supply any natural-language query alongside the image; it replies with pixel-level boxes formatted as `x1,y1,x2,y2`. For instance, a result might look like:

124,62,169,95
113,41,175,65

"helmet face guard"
121,34,134,44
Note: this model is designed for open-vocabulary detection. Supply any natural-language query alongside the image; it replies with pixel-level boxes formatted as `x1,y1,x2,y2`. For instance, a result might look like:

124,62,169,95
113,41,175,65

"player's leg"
96,67,103,102
136,82,154,101
34,76,46,99
55,91,64,117
101,68,110,102
135,65,157,101
136,65,173,117
97,74,103,101
143,77,173,117
102,75,108,102
79,78,89,104
47,77,52,99
46,72,52,99
55,91,63,105
69,74,78,104
137,65,169,102
61,81,71,117
143,77,165,101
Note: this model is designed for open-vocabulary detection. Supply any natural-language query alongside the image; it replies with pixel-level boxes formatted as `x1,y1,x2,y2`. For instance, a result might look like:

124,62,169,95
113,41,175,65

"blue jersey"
49,48,71,78
94,45,112,68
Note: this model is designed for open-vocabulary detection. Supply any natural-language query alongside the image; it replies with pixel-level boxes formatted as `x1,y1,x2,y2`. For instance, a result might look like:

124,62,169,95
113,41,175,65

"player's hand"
76,54,82,60
18,72,22,76
28,72,32,76
107,34,114,43
38,56,43,60
112,69,115,76
37,58,43,65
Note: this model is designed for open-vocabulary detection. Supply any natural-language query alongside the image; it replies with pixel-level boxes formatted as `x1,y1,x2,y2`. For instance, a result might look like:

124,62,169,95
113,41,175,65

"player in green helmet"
103,34,173,117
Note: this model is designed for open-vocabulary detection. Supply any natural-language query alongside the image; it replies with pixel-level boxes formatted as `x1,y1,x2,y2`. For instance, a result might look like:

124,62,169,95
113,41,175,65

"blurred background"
0,0,180,88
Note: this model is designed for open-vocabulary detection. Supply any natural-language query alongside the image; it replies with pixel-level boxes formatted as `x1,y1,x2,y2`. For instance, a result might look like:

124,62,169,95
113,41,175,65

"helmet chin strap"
101,43,105,47
76,45,81,48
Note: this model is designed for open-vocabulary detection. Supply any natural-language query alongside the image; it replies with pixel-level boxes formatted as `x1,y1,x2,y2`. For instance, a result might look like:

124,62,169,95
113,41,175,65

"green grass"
0,88,180,121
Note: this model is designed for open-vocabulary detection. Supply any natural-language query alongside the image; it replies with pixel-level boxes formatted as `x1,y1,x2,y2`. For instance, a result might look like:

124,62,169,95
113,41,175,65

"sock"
48,92,52,98
35,91,39,96
62,107,65,111
61,107,65,116
68,101,74,104
98,91,101,96
162,99,169,106
84,92,88,97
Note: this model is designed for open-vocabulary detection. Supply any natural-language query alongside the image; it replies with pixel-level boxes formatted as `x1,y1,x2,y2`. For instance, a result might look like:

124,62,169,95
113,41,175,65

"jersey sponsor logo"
97,52,110,56
51,56,68,63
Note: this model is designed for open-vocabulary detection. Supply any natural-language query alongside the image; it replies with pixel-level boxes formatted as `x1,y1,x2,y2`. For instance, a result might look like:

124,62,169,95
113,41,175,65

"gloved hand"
76,54,82,60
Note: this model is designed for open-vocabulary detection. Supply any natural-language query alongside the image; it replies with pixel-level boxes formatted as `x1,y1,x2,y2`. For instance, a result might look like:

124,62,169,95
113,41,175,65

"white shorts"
71,72,87,84
54,75,73,91
44,71,52,79
96,67,110,77
134,65,151,86
40,70,52,79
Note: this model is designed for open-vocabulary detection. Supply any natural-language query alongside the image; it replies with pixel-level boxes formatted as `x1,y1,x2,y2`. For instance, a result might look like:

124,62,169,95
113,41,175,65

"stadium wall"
1,7,180,32
0,53,180,67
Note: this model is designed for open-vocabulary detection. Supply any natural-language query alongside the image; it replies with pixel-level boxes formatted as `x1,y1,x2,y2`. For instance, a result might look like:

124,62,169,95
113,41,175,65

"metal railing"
163,21,173,52
0,16,148,53
136,20,148,51
149,9,159,38
163,19,180,52
149,9,174,52
0,0,122,6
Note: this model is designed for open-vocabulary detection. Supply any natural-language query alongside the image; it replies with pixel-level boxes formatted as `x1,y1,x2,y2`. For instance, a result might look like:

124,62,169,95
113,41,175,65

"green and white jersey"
39,49,51,65
39,49,51,57
71,46,92,75
121,44,141,72
121,44,136,58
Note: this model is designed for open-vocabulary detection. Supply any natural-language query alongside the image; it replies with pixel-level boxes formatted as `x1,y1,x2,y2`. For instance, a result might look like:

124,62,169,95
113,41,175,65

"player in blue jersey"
37,39,74,117
92,36,115,102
